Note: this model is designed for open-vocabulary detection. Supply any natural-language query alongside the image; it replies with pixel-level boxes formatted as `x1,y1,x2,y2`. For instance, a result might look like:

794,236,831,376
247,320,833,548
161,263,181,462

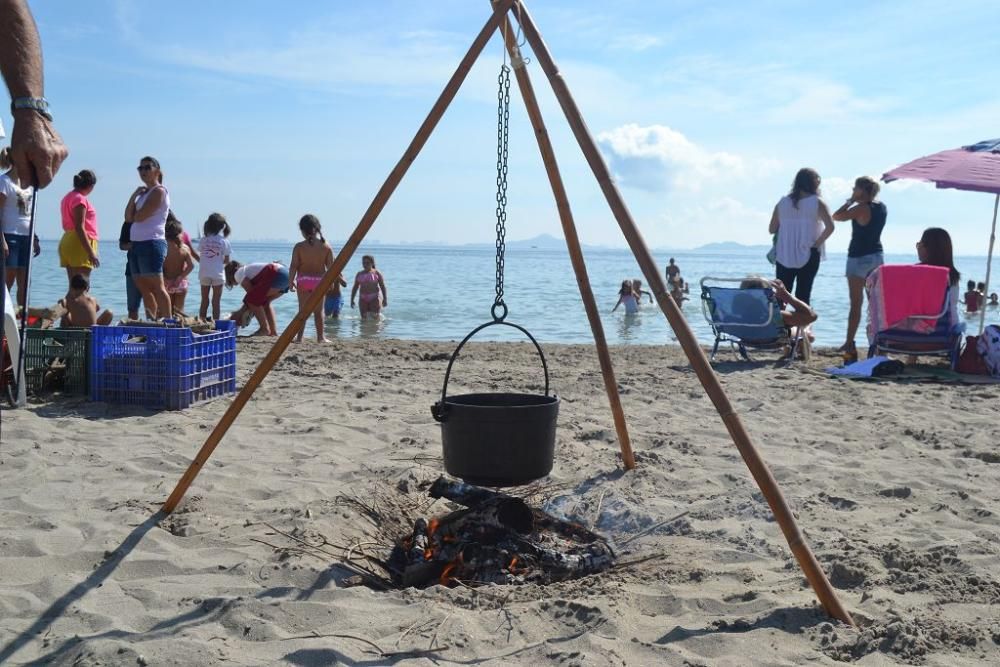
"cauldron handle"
432,320,550,422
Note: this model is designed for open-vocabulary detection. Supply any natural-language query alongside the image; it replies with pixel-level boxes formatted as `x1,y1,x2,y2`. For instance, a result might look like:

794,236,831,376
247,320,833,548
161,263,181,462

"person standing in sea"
768,168,834,308
832,175,887,363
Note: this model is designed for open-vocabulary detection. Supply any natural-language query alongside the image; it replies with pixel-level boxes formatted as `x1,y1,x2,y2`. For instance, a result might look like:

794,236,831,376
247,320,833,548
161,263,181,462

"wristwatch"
10,97,53,121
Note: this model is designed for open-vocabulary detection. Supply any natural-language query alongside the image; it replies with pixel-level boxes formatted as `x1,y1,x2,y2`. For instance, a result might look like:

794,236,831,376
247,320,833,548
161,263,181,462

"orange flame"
439,553,464,586
508,556,518,571
427,518,439,536
440,562,458,585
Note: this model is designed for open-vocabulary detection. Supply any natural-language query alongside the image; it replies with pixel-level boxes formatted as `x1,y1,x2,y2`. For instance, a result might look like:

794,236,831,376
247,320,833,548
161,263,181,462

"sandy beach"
2,337,1000,666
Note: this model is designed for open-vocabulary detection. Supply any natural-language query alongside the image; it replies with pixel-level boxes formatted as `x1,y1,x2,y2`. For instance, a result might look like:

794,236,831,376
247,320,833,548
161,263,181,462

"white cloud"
882,178,937,193
159,34,460,92
821,176,854,201
596,123,750,193
766,80,894,124
656,196,772,247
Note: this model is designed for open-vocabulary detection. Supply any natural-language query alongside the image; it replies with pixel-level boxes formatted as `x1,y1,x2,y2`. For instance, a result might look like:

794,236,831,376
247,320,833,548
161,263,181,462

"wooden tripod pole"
161,0,515,514
495,6,634,470
511,0,854,626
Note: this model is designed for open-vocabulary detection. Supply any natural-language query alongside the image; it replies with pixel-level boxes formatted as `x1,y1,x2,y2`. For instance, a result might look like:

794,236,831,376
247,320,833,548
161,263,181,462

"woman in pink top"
58,170,100,286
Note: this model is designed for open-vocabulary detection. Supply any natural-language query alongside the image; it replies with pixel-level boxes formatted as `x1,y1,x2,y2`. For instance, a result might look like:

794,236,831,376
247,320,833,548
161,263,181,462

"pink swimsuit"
296,274,323,291
165,276,189,294
358,271,380,303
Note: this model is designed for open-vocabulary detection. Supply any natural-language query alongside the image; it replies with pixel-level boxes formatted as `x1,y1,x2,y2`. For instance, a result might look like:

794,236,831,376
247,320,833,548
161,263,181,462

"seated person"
59,274,113,327
738,277,817,337
989,292,999,307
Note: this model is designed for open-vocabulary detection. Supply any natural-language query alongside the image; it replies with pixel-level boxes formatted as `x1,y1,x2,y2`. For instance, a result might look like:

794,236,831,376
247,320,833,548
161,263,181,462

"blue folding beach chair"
700,277,799,361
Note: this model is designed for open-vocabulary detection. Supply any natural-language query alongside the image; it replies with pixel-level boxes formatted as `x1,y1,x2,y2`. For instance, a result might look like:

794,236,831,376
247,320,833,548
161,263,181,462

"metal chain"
493,63,511,321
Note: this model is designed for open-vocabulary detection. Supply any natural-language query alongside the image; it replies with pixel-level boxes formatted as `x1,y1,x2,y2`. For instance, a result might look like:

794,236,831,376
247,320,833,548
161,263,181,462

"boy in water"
964,280,980,313
59,274,113,327
325,275,348,319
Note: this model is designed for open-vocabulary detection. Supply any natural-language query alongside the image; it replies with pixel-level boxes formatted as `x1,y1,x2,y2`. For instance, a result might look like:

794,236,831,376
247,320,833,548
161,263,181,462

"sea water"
21,241,999,346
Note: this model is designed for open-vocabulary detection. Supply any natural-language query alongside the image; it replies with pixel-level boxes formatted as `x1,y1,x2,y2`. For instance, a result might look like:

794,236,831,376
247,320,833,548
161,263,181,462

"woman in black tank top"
832,176,886,361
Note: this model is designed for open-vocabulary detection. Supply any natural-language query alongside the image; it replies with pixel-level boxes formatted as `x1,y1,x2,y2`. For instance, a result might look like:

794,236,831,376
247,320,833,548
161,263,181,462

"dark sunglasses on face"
137,165,153,172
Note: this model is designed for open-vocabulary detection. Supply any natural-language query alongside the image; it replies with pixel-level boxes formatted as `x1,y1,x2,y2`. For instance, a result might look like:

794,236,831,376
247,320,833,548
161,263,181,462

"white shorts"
200,276,224,287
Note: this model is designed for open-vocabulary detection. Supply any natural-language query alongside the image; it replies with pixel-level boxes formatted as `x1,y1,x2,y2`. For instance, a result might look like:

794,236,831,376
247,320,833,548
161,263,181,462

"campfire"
387,477,615,588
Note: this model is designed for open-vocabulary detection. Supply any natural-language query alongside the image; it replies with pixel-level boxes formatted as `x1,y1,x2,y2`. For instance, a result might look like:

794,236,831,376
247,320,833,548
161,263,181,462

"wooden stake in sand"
161,0,516,514
496,5,635,470
509,0,854,626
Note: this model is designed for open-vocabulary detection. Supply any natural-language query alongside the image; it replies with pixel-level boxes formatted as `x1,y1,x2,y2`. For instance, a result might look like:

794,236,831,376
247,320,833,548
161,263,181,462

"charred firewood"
516,538,615,578
430,477,534,534
409,518,429,562
429,476,509,507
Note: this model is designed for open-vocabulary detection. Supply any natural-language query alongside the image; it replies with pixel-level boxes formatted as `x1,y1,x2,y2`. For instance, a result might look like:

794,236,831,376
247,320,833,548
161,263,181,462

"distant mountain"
505,233,569,249
690,241,771,254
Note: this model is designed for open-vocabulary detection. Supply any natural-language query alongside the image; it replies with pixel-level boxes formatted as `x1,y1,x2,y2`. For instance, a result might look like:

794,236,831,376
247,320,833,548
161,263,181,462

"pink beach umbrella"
883,138,1000,334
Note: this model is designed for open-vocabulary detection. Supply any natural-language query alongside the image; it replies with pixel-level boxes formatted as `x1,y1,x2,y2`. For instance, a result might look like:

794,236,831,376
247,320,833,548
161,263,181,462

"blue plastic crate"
89,320,236,410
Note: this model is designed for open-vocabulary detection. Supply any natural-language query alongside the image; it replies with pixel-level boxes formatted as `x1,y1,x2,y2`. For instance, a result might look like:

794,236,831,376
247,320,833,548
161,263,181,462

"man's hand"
10,110,68,188
770,279,791,301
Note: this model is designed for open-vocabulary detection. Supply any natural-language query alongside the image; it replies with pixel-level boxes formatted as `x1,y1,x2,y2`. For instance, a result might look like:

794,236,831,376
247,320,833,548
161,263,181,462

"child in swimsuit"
198,212,231,321
325,260,348,320
964,280,980,314
163,218,195,316
59,273,114,327
351,254,387,320
288,214,336,342
611,280,639,315
631,279,654,307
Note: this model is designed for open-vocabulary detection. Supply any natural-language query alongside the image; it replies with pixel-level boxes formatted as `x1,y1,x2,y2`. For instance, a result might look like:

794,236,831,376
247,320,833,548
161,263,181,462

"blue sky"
14,0,1000,253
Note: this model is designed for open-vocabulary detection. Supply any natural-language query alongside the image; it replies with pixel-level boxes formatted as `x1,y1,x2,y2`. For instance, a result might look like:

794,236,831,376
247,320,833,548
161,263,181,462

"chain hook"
493,62,511,322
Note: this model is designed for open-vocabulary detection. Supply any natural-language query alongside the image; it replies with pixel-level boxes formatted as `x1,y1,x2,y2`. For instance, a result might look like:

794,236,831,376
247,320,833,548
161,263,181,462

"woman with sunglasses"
123,156,171,319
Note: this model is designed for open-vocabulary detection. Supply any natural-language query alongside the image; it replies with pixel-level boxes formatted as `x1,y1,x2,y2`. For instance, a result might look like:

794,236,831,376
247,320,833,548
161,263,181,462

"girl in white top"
124,156,172,319
768,167,834,306
197,212,232,320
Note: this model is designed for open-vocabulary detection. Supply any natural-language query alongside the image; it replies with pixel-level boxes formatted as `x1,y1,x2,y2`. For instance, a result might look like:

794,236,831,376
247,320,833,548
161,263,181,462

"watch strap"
10,97,52,121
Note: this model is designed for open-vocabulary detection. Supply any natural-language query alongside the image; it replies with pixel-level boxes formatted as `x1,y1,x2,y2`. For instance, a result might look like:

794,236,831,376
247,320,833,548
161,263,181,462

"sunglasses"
137,165,154,172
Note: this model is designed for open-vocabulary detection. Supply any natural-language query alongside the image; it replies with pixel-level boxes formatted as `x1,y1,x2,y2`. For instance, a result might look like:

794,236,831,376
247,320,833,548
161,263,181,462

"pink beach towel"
867,265,950,340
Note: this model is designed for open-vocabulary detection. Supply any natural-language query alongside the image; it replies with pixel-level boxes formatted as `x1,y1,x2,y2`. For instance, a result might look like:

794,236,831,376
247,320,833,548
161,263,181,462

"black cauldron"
431,321,559,487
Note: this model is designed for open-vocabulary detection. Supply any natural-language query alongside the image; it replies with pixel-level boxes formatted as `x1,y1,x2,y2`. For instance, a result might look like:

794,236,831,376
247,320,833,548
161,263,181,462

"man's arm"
0,0,68,188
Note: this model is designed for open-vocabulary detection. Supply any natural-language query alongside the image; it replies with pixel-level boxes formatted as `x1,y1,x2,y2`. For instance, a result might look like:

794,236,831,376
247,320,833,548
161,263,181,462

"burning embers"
388,477,615,588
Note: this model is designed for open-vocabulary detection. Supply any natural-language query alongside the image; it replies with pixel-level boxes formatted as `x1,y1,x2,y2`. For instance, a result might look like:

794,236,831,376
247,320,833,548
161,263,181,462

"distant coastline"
42,234,991,258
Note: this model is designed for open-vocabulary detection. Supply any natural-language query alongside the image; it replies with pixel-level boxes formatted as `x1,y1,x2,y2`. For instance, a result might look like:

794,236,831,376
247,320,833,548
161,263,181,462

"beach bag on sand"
975,326,1000,377
956,335,989,375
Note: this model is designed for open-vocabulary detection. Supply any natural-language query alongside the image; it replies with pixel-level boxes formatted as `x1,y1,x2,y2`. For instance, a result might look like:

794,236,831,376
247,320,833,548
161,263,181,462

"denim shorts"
128,239,168,277
4,233,31,269
845,252,883,279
